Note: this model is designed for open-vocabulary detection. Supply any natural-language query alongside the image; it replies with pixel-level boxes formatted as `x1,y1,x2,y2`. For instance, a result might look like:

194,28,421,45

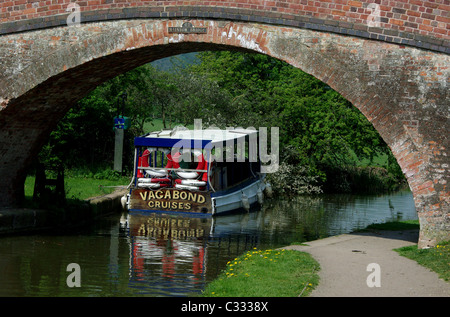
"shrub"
266,162,322,196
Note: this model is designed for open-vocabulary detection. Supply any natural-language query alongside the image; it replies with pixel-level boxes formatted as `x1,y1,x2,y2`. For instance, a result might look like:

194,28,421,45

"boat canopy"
134,127,258,149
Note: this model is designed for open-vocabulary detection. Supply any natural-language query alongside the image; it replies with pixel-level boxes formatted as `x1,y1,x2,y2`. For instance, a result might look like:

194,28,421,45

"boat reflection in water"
126,211,214,296
124,208,264,296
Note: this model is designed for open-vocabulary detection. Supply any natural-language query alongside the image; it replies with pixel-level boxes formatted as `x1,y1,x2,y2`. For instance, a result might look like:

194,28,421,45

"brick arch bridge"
0,2,448,248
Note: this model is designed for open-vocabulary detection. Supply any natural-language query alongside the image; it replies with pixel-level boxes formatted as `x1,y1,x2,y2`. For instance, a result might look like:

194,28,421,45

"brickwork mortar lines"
0,2,448,53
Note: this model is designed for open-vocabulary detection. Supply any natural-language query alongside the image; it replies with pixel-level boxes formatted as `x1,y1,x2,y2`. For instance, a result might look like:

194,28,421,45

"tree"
189,51,404,190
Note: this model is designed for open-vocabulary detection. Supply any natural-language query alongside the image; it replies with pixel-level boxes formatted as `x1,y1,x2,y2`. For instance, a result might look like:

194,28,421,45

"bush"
266,162,322,196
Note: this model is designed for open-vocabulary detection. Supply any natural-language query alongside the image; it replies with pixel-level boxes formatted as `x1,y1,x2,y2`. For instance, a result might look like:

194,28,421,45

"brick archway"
0,19,448,248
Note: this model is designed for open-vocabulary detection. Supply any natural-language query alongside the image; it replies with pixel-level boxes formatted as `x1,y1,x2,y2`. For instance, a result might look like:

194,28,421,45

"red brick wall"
0,18,448,246
0,1,448,52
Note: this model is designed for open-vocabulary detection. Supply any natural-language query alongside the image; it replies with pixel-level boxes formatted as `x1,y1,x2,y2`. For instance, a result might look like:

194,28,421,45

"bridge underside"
0,19,448,248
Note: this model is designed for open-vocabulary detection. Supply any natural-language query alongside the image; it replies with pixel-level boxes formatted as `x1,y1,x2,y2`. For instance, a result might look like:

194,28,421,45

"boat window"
143,148,168,168
212,139,261,190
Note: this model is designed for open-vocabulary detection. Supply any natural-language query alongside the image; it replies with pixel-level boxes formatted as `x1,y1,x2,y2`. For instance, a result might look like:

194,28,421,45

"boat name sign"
131,189,210,213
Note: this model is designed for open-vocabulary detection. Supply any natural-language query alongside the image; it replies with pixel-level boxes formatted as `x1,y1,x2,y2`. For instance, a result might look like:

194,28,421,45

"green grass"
202,248,320,297
356,152,388,167
395,240,450,281
25,174,130,201
364,219,420,231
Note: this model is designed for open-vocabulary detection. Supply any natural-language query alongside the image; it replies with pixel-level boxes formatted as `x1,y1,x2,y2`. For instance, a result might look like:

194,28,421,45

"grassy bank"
24,171,130,202
202,248,320,297
19,173,129,232
395,241,449,282
363,219,420,231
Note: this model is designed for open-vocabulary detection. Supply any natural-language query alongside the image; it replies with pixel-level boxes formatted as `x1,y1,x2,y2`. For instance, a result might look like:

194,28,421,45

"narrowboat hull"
127,179,266,216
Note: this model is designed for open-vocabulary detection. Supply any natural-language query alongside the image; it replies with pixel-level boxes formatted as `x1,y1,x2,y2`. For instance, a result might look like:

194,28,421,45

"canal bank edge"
0,189,127,235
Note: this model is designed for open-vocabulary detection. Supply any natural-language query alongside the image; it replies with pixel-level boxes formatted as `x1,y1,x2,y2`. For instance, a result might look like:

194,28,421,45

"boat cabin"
125,127,268,216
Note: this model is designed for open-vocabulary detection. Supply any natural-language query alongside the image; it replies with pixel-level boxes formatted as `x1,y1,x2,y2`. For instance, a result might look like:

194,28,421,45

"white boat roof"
149,127,257,141
135,127,258,148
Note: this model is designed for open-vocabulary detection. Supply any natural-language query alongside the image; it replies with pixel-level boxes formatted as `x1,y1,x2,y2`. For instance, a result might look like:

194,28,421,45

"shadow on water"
0,190,417,296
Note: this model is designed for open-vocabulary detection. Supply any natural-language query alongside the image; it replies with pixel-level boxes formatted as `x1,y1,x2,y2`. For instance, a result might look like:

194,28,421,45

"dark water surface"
0,190,417,297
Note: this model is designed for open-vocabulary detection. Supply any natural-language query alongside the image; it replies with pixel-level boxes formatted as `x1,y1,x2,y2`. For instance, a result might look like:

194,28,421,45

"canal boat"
123,127,272,216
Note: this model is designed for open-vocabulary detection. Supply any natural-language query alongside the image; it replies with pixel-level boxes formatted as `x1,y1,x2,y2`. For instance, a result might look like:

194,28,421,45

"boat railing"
137,167,208,173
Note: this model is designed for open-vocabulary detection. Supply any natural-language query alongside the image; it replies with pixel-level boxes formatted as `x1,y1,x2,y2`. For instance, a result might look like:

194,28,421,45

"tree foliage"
190,52,394,170
38,50,405,193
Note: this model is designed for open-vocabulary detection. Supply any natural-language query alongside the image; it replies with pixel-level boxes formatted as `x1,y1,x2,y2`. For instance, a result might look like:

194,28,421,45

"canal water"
0,190,417,297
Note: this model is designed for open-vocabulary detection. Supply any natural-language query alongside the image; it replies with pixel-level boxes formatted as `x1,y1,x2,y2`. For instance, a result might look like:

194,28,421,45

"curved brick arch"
0,1,448,53
0,19,448,247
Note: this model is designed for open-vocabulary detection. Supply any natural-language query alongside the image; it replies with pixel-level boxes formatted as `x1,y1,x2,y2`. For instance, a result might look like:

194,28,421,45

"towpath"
286,230,450,297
